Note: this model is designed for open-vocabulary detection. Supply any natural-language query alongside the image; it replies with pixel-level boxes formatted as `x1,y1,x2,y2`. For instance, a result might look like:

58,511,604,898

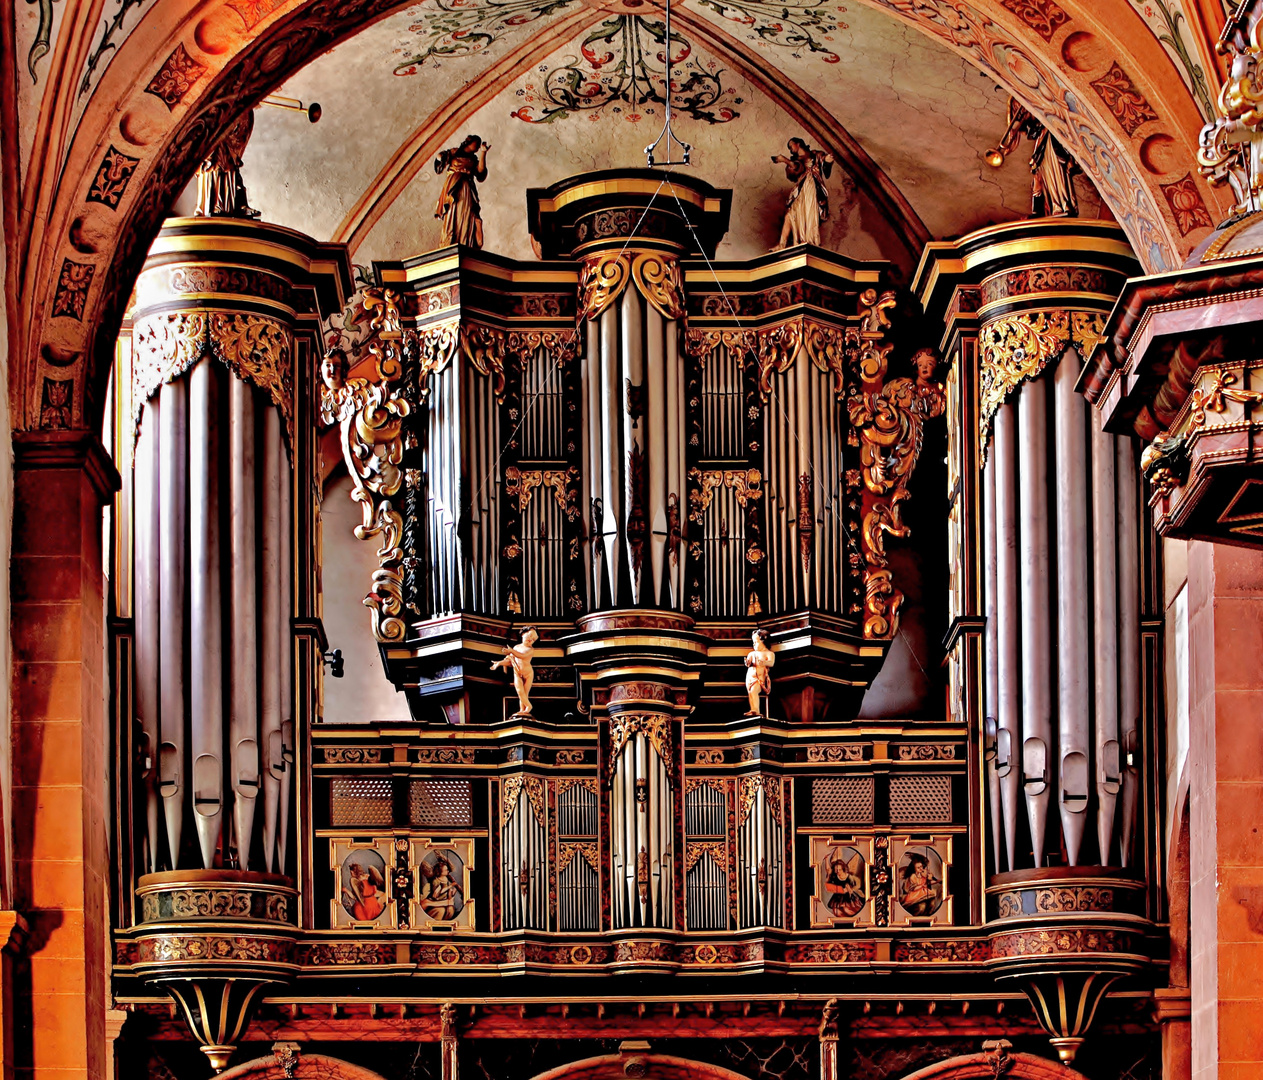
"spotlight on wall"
261,95,322,123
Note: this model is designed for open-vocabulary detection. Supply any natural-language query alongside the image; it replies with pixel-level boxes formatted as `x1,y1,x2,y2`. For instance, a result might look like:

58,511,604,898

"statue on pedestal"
772,138,834,249
986,98,1078,218
492,626,538,716
744,628,775,716
434,135,490,248
196,110,260,219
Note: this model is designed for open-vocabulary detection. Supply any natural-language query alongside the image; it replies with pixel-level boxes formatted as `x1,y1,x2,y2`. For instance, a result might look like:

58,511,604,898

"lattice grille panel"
811,777,874,824
888,775,952,823
409,779,473,828
330,778,393,827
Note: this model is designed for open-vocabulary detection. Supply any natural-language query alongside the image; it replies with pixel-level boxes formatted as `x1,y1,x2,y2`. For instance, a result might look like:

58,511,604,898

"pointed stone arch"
218,1050,392,1080
530,1053,754,1080
898,1049,1091,1080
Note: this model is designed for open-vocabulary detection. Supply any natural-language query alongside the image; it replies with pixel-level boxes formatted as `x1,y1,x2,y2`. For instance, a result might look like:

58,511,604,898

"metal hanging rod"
643,0,690,167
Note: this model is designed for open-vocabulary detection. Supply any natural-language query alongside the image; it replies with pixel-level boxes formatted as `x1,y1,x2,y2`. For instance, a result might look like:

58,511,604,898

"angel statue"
744,628,776,716
491,625,538,717
985,98,1078,218
772,138,834,249
434,135,490,248
195,110,260,219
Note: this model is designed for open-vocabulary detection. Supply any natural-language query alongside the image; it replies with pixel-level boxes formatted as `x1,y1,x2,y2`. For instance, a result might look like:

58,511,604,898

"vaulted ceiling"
237,0,1097,274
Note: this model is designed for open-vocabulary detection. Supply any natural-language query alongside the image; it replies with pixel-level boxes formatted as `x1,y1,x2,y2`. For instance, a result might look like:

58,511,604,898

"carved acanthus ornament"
686,468,763,524
460,322,508,401
846,296,944,638
323,288,412,643
557,842,600,875
978,310,1104,452
737,774,782,824
685,842,728,874
505,466,581,519
607,714,675,786
579,251,684,322
405,320,459,392
132,310,294,445
502,774,546,826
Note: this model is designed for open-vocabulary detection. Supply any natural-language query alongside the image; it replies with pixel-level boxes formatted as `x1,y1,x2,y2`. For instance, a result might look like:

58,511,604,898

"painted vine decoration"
510,16,740,124
693,0,847,62
393,0,574,73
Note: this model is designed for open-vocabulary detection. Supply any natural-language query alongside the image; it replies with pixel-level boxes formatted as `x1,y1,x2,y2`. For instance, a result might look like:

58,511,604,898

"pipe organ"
915,220,1159,1062
108,186,1167,1072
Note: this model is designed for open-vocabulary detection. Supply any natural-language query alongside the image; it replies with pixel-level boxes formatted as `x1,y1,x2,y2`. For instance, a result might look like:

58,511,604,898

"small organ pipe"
583,322,601,607
993,402,1021,870
982,453,1003,872
646,305,667,607
134,406,162,871
1116,436,1141,867
158,378,188,867
189,362,224,871
229,377,260,868
260,404,284,873
277,451,293,874
669,325,684,607
620,290,645,602
1092,406,1120,864
1054,354,1090,865
599,306,622,604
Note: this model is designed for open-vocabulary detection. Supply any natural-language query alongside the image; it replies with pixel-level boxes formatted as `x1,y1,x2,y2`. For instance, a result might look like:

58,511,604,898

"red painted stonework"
9,432,118,1080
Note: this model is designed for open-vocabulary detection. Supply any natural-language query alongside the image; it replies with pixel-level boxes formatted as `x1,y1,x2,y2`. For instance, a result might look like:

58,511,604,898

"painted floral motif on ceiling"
511,16,741,123
392,0,848,75
1124,0,1214,119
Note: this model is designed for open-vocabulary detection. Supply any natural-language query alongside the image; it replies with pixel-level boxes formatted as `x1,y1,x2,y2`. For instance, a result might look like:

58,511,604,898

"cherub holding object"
491,626,538,716
744,628,775,716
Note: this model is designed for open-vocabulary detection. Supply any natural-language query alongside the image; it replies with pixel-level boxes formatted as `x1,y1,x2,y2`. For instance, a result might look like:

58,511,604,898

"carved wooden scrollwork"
132,309,295,445
321,288,412,643
978,309,1103,450
579,251,684,322
606,713,675,786
460,322,507,401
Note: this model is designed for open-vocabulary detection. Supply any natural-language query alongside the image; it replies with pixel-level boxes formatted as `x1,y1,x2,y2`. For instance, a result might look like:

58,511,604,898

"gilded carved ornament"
607,714,675,786
685,841,728,874
978,310,1104,453
132,309,295,446
578,250,684,322
502,774,546,827
737,774,782,825
1199,14,1263,217
1140,367,1263,497
686,467,763,524
504,465,581,519
320,288,412,644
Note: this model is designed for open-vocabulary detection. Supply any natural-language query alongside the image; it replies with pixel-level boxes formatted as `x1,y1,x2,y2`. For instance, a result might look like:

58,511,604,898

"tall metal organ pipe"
981,350,1143,870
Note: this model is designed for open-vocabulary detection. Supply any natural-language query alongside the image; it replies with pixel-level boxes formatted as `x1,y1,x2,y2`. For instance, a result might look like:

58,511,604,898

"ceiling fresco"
242,0,1067,271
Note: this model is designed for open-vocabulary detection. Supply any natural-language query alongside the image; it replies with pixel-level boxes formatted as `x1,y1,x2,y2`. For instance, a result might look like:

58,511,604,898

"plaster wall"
321,472,413,724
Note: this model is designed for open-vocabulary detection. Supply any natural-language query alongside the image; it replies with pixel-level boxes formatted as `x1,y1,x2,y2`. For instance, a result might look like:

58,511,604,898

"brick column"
9,431,118,1080
1187,541,1263,1080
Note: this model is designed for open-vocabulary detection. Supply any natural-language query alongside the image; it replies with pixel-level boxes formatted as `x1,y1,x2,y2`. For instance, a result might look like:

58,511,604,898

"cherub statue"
434,135,490,248
491,625,538,716
771,138,834,249
986,98,1078,218
744,628,775,716
195,110,260,219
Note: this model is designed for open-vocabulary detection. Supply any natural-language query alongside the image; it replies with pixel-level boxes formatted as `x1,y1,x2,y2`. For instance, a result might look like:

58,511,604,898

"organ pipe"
158,379,188,868
1053,352,1090,865
993,403,1021,872
134,405,161,872
1018,376,1052,867
981,454,1003,872
1092,405,1120,864
1116,436,1141,867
